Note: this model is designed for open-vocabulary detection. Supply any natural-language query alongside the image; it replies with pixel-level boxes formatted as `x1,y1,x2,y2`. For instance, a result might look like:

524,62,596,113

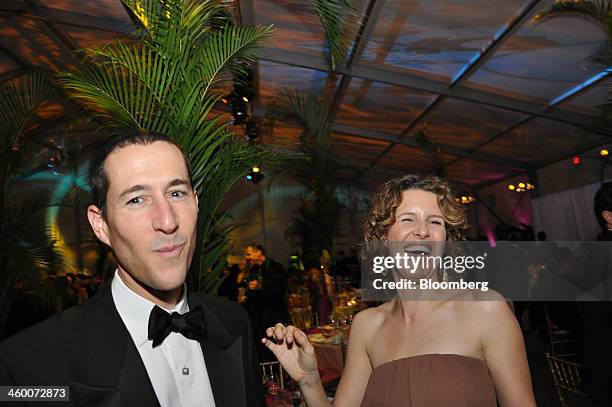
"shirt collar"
111,269,189,347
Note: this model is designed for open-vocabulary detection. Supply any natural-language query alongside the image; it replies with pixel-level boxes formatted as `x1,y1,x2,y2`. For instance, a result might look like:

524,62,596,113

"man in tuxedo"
0,131,264,407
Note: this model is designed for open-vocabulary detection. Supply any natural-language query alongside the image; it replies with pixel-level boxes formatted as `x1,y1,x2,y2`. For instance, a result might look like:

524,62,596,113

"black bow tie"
148,305,206,348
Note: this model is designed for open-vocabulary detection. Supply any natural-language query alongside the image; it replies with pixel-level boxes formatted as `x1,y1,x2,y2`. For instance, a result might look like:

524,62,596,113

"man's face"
245,247,265,266
88,141,198,293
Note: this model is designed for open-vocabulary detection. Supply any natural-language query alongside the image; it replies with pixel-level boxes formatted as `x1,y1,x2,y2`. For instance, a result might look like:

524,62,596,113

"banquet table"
307,330,346,383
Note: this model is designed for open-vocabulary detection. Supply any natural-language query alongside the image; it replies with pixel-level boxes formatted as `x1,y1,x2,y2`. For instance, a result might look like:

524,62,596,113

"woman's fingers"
274,323,286,341
263,323,307,348
294,328,314,353
261,336,275,349
285,325,295,344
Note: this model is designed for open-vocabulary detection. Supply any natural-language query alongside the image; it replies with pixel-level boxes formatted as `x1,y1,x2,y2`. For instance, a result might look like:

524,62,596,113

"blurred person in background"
581,181,612,406
243,242,289,361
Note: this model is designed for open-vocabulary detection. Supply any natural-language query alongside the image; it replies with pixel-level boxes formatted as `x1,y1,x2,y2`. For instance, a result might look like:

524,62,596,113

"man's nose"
152,198,179,233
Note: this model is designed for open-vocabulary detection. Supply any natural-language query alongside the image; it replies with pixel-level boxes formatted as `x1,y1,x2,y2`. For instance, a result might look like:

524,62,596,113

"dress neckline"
373,353,485,372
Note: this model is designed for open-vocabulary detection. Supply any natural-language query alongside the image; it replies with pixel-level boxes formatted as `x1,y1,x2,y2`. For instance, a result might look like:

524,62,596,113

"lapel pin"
182,367,190,375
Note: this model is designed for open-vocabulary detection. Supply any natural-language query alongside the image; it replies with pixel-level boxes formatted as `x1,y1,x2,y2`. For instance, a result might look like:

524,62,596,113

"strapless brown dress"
360,354,496,407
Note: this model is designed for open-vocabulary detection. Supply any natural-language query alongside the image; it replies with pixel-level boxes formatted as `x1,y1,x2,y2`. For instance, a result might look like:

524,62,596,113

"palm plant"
0,70,68,339
58,0,275,293
534,1,612,111
266,89,353,255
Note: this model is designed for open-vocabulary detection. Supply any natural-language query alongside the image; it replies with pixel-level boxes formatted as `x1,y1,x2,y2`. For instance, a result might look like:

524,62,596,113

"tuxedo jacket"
0,284,265,407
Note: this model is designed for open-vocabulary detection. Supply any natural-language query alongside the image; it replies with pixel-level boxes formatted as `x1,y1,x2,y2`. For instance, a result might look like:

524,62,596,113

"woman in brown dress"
263,174,536,407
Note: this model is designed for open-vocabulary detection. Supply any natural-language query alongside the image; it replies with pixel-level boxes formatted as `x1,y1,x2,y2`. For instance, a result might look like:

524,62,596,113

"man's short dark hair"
246,242,266,256
88,130,193,218
594,181,612,228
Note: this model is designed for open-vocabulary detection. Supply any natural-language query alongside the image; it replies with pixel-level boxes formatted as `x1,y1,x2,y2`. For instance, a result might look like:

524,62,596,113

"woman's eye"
430,220,443,225
401,218,414,223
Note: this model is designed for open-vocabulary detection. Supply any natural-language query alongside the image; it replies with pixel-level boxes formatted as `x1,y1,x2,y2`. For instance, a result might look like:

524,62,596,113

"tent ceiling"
1,0,611,191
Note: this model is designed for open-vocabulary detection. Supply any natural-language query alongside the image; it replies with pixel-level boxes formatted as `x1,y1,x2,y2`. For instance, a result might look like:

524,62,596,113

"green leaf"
311,0,364,71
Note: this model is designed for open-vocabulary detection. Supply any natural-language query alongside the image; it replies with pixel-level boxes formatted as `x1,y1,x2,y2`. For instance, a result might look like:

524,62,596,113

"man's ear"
603,210,612,227
87,205,111,247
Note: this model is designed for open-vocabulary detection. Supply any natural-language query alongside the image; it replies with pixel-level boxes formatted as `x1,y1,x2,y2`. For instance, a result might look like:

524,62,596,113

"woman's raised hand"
262,323,319,386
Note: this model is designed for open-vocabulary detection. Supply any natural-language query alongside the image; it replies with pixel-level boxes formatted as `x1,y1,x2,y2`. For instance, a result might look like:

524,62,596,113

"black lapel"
83,284,160,407
188,294,248,407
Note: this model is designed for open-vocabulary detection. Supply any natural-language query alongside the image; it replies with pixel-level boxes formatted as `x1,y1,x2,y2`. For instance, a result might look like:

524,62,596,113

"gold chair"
546,353,595,407
260,360,285,390
544,305,580,357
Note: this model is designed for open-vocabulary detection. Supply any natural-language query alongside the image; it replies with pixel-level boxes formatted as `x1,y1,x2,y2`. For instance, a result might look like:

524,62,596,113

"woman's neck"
392,299,443,324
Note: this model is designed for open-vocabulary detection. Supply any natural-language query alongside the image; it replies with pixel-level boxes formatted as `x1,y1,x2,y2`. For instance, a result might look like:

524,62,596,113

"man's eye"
127,197,142,205
401,218,414,223
430,220,443,225
170,190,187,198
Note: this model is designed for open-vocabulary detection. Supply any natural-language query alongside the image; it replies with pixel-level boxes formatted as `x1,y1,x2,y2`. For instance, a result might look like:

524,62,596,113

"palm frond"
266,89,331,140
588,40,612,69
533,0,612,115
0,70,57,148
311,0,364,71
195,219,237,293
533,0,612,35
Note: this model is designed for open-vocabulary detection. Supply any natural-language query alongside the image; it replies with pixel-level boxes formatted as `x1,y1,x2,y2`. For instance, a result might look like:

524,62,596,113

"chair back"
544,305,580,357
546,353,595,407
260,361,285,390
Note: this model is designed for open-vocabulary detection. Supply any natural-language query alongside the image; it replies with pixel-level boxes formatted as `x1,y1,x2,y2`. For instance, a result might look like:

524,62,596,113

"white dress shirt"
111,270,216,407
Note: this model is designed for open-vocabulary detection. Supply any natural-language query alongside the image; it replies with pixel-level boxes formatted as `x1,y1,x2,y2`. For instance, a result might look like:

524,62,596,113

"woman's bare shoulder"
351,303,390,337
455,289,515,329
452,287,506,303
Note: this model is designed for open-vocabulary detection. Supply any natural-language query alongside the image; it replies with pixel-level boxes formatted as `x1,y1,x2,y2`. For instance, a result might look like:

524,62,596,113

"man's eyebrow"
118,184,149,200
168,178,191,188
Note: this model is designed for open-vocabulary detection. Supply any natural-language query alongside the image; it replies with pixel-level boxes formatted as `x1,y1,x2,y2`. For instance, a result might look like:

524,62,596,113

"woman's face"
386,189,447,282
387,189,447,242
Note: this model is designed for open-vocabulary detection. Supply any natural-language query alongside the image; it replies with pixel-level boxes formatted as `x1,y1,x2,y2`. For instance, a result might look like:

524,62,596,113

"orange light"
252,166,260,173
508,184,515,190
600,149,609,157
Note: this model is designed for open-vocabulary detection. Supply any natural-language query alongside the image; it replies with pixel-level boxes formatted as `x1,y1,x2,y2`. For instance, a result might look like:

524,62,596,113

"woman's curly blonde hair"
364,174,468,242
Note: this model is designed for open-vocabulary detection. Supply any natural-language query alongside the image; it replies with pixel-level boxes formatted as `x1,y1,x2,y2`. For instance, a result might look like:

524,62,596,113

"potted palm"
266,89,352,256
0,70,68,339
